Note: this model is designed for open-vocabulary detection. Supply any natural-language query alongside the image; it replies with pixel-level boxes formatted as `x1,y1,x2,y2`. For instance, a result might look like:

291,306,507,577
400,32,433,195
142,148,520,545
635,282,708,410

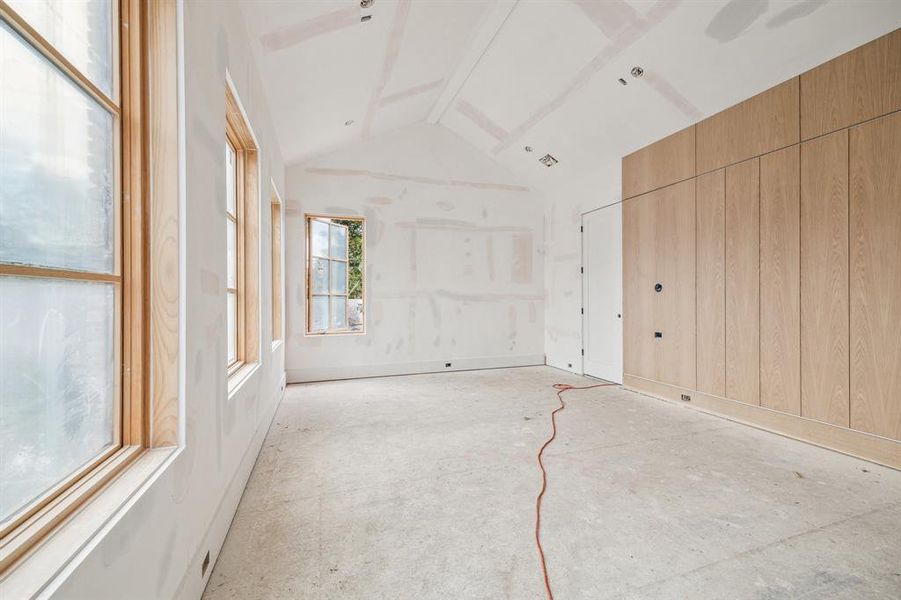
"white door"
582,204,623,383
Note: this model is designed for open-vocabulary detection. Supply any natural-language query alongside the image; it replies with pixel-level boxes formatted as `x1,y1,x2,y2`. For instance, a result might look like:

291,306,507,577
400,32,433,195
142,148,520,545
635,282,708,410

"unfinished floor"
202,367,901,599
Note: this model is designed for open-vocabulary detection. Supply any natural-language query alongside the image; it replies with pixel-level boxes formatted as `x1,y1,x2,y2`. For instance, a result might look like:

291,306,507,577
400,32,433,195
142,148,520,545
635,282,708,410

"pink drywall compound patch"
379,79,445,107
362,0,413,137
306,167,530,192
456,99,510,142
572,0,641,40
259,6,359,52
492,0,680,154
643,72,703,120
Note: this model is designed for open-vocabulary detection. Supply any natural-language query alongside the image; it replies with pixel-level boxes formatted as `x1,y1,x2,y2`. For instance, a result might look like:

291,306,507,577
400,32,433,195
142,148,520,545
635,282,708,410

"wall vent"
539,154,559,167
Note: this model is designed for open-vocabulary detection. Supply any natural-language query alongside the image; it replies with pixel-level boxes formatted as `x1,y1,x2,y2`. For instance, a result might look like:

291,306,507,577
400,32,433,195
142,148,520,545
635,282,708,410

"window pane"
0,22,114,273
311,296,328,332
330,260,346,294
226,220,237,289
6,0,113,95
330,224,347,259
310,219,328,257
225,143,236,214
0,276,115,525
330,296,347,330
311,257,328,294
227,292,236,365
348,298,364,332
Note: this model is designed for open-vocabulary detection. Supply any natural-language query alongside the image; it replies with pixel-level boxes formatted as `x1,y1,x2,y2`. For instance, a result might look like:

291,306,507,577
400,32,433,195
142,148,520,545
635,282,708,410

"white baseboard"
176,379,285,600
286,354,545,383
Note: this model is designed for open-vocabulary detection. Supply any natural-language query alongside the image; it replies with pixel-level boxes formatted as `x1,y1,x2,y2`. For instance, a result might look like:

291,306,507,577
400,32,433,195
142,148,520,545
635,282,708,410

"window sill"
303,329,367,338
0,447,177,599
227,361,259,397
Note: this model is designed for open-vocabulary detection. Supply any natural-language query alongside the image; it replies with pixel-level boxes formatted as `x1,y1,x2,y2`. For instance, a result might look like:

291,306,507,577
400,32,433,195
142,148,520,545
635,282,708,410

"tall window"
306,216,365,335
225,135,240,366
224,84,259,376
0,0,148,569
271,187,282,344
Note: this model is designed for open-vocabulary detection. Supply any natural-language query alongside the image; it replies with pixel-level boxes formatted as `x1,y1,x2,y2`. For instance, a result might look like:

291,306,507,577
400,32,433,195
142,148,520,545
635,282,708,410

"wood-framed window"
305,215,365,335
224,83,259,378
0,0,178,572
270,184,282,344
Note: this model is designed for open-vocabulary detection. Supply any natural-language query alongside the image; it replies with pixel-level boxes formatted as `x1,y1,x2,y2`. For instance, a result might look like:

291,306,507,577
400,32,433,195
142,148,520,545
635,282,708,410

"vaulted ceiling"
240,0,901,191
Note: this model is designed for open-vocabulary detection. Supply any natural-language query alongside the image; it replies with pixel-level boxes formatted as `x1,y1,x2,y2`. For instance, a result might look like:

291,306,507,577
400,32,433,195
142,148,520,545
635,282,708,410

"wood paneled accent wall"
621,28,901,468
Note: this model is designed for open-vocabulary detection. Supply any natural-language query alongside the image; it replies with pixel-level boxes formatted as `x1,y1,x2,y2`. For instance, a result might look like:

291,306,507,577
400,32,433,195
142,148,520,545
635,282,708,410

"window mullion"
0,4,120,116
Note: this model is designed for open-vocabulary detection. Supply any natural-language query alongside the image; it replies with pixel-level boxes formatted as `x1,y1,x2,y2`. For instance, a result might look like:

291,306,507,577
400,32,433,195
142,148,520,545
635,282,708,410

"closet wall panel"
801,28,901,140
800,130,849,427
696,78,800,174
849,111,901,441
622,193,656,380
622,126,696,199
760,145,801,415
696,169,726,396
619,28,901,468
654,180,696,389
725,158,760,405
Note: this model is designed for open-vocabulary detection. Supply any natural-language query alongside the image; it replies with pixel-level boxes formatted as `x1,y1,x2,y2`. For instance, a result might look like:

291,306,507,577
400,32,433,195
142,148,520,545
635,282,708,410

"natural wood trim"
147,0,179,448
0,446,144,573
623,374,900,470
120,0,147,448
270,183,283,343
0,264,120,283
0,1,119,116
0,448,173,598
225,81,260,371
0,445,119,540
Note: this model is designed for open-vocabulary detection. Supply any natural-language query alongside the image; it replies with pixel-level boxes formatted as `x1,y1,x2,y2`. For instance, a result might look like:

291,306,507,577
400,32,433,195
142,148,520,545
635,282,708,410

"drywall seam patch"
643,72,703,121
305,167,531,192
259,6,358,52
362,0,413,137
456,99,510,141
491,0,678,154
379,79,445,107
571,0,641,40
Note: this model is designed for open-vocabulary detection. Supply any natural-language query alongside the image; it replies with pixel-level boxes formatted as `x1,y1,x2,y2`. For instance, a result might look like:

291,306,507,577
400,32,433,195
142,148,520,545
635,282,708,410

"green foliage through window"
333,219,363,300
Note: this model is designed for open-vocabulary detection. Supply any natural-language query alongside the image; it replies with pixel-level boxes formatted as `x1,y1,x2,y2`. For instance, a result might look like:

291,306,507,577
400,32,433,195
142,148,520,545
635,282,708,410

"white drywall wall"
284,124,545,382
544,163,621,375
45,2,286,598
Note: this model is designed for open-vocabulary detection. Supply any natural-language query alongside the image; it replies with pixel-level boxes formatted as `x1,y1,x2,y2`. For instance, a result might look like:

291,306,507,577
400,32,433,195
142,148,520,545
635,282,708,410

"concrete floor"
202,366,901,599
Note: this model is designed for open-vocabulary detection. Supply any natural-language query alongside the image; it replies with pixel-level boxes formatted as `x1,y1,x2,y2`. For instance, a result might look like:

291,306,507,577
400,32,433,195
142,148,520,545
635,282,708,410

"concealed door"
582,204,623,383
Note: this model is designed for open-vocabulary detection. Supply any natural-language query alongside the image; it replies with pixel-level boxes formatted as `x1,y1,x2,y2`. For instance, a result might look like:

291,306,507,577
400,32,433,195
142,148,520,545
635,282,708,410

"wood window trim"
225,81,260,379
0,0,180,576
304,214,366,336
271,182,283,346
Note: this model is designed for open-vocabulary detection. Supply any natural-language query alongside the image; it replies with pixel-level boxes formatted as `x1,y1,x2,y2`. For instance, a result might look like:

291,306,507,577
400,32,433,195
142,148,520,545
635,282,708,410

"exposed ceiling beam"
426,0,518,125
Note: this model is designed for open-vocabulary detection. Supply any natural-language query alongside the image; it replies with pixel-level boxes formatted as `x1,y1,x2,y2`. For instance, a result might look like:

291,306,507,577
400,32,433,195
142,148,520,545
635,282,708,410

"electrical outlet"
680,394,691,402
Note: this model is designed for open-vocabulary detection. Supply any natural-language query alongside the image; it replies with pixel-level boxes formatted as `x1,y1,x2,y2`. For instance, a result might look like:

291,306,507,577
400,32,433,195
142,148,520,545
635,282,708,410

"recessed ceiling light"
345,119,354,126
630,66,644,78
360,0,374,7
539,154,559,167
524,146,533,153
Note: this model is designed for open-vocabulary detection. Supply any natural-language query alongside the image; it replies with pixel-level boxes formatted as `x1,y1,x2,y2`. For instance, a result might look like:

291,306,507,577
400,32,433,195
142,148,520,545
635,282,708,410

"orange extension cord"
535,382,617,600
